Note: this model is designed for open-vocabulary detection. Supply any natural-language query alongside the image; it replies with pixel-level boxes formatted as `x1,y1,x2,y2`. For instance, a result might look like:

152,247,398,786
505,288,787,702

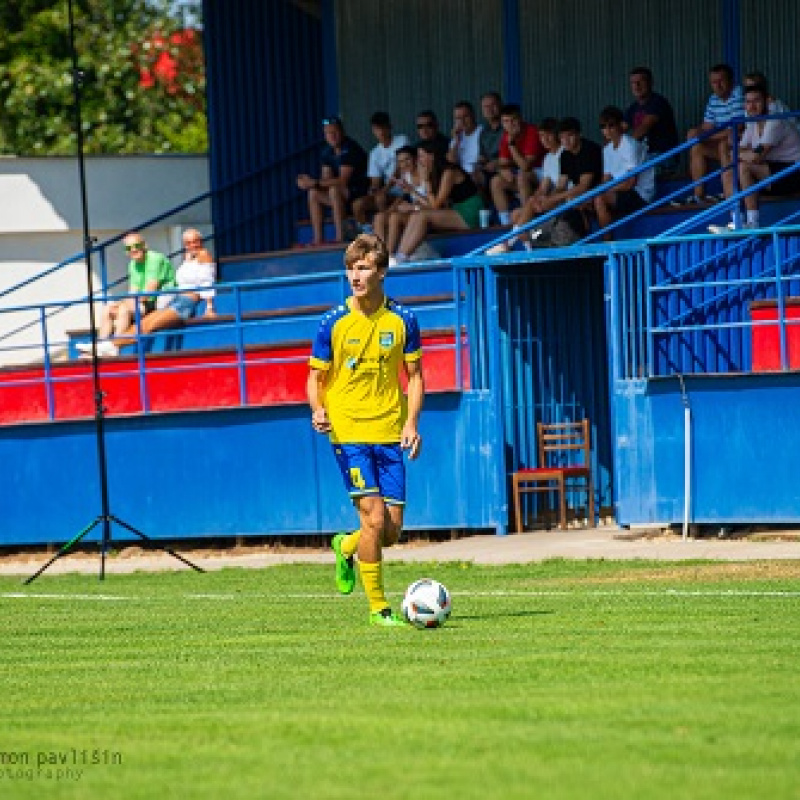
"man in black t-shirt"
624,66,679,173
297,117,369,245
526,117,602,244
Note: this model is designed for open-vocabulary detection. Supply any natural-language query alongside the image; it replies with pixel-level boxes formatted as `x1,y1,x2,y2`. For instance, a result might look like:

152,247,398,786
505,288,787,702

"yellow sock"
340,529,361,558
358,561,389,614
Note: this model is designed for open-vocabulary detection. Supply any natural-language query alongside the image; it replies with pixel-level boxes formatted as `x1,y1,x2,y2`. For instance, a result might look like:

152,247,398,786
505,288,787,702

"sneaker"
485,241,510,256
670,195,702,208
707,193,726,203
369,608,407,627
388,256,398,267
95,340,119,358
330,533,356,595
708,222,735,234
75,341,94,354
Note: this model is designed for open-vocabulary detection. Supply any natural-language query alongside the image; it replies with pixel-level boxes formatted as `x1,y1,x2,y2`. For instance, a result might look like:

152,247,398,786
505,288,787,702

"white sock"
747,210,759,227
498,211,511,225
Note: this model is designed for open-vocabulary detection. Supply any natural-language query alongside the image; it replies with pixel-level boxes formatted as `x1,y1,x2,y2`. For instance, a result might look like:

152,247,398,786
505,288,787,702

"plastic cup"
479,209,492,229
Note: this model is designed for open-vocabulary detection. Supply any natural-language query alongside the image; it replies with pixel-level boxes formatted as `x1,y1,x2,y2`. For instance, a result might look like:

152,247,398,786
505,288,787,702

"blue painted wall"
0,394,501,547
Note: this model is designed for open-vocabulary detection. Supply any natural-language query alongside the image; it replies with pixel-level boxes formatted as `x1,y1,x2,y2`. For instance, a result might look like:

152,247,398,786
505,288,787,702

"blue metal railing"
0,259,471,423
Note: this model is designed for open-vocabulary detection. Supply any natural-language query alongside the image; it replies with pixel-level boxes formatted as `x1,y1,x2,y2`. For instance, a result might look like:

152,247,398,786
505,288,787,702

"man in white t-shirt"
352,111,409,230
594,106,654,240
447,100,483,177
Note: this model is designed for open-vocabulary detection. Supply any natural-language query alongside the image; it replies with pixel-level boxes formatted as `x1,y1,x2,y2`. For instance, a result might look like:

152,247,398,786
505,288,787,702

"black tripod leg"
24,517,102,585
110,516,205,573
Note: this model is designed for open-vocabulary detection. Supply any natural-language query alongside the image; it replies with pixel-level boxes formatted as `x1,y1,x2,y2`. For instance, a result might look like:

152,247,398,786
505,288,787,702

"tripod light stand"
25,0,204,583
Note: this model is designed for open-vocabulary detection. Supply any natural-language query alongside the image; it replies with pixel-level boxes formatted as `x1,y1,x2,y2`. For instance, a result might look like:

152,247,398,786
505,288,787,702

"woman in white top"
721,83,800,230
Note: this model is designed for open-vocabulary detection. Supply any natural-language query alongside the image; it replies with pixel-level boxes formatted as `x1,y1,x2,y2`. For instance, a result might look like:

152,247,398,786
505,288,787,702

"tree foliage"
0,0,207,155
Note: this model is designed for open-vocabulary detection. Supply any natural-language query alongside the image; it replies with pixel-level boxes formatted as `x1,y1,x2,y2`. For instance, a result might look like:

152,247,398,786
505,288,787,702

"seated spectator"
486,117,562,255
475,91,503,189
373,145,431,254
594,106,655,240
490,104,545,226
674,63,744,206
447,100,483,178
623,66,679,171
351,111,409,231
296,117,369,245
743,71,798,132
389,141,484,265
413,110,450,159
710,82,800,232
518,116,602,247
77,233,175,358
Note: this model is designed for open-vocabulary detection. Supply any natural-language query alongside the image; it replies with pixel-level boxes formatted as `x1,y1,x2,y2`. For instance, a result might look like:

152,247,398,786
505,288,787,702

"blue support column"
721,0,741,79
321,0,339,115
501,0,522,104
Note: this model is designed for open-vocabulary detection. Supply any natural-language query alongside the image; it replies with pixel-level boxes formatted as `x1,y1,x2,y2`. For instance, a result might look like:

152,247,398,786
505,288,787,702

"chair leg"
558,476,567,530
587,478,595,528
513,476,522,533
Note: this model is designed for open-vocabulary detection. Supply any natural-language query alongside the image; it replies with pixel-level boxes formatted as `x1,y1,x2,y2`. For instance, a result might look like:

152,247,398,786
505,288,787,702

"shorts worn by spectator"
351,111,409,231
490,104,545,226
76,233,176,358
296,117,369,245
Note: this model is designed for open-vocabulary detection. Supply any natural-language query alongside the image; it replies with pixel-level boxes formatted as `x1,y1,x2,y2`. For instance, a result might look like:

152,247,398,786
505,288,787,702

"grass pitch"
1,559,800,799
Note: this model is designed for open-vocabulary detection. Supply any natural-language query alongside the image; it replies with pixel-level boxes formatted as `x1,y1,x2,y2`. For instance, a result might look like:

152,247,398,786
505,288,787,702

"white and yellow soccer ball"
401,578,452,628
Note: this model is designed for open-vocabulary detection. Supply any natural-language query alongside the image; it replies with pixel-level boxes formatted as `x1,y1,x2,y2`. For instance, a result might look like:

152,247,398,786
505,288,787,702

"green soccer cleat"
369,608,407,627
331,533,356,595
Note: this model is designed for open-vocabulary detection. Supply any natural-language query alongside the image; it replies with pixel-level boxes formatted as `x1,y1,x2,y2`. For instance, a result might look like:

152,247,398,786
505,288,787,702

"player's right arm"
307,367,332,433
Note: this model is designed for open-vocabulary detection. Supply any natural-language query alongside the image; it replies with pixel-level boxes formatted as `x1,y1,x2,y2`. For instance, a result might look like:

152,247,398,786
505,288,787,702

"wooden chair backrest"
537,419,591,469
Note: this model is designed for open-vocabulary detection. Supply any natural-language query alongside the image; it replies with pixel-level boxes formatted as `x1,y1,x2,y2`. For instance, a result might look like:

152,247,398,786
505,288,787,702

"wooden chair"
511,420,594,532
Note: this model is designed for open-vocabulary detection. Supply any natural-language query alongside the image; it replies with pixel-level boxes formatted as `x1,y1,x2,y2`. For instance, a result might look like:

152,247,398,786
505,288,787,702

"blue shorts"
168,295,203,320
332,443,406,505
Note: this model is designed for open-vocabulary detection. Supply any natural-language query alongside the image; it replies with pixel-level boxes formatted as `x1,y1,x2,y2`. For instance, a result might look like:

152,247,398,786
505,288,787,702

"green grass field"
1,559,800,800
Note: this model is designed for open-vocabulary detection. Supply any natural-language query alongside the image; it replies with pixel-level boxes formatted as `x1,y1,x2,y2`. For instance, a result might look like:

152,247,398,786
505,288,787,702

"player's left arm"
401,359,425,460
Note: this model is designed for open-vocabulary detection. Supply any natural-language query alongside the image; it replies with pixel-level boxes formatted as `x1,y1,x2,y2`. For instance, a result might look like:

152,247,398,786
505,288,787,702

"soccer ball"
401,578,452,628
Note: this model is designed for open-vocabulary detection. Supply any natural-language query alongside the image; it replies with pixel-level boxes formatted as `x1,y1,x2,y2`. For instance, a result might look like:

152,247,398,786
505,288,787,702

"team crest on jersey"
379,331,394,348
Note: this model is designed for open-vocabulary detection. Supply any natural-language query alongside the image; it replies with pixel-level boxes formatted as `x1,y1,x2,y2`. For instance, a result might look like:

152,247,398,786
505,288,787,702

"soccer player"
307,233,425,627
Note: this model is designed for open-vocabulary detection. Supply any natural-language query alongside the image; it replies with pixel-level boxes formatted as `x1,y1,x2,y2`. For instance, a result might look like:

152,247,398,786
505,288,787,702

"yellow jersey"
309,296,422,444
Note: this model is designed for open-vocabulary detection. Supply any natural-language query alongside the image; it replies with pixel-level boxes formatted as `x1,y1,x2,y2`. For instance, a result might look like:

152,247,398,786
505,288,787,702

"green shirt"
128,250,176,299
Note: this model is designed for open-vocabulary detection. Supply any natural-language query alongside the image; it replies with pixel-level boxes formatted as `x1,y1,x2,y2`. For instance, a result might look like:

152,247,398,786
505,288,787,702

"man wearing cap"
297,117,369,246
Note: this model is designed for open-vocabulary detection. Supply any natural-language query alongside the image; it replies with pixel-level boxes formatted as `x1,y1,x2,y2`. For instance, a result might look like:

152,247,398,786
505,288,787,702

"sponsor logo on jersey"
379,331,394,348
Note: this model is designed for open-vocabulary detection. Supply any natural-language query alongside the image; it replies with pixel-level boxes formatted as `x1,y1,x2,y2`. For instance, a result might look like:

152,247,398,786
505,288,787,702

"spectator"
296,116,369,245
412,110,450,159
86,229,217,357
623,66,679,171
743,71,798,132
594,106,655,240
476,91,503,188
490,104,545,226
373,145,431,255
674,63,744,206
486,117,563,255
351,111,409,231
447,100,483,177
710,83,800,232
525,117,602,246
389,141,484,265
77,233,175,358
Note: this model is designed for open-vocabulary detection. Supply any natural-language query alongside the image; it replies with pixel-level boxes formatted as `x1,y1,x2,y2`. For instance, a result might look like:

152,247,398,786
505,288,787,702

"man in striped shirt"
678,63,744,206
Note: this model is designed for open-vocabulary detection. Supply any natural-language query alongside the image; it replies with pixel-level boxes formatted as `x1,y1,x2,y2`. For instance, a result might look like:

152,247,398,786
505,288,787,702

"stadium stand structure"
2,124,800,546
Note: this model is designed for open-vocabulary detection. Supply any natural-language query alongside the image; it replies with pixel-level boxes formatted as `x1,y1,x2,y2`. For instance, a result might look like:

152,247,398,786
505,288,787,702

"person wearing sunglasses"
296,116,369,246
77,233,175,358
412,110,450,159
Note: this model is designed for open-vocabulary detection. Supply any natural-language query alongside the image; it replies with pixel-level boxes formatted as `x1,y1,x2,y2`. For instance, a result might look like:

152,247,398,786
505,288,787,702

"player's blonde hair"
344,233,389,271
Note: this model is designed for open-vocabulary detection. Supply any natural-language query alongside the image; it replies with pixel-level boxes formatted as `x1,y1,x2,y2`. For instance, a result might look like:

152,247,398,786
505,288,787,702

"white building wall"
0,155,211,365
